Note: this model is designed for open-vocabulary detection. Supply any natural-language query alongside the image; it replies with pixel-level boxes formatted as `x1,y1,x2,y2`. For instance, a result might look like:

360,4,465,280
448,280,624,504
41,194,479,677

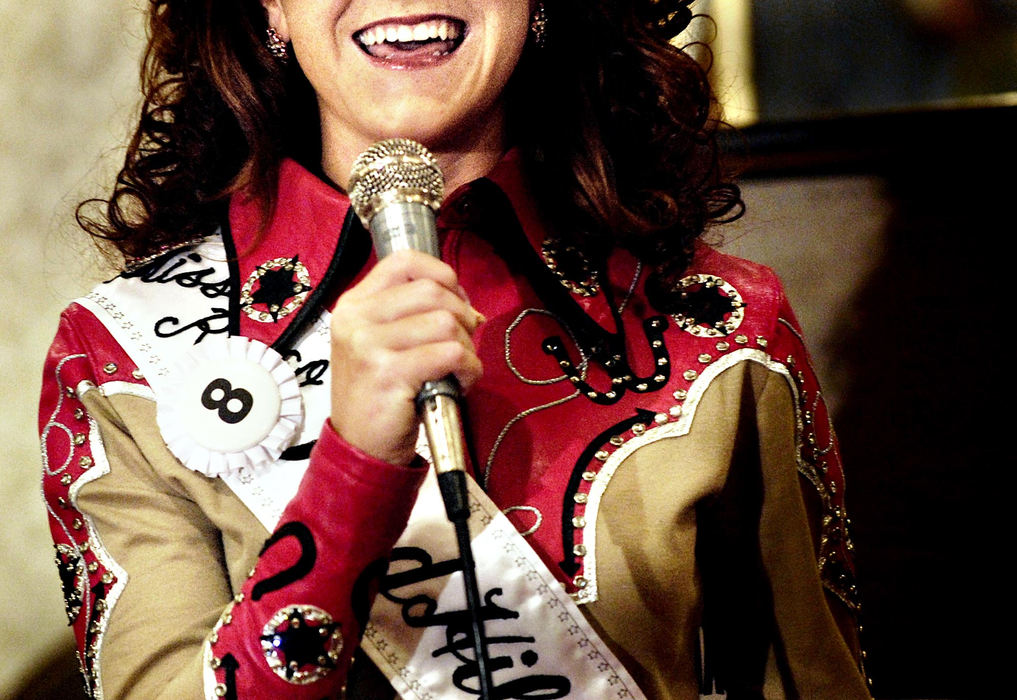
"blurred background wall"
1,1,144,696
3,1,1013,698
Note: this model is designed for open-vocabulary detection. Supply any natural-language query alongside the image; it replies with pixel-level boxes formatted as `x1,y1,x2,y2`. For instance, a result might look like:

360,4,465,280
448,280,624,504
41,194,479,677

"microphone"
347,137,469,520
349,139,493,698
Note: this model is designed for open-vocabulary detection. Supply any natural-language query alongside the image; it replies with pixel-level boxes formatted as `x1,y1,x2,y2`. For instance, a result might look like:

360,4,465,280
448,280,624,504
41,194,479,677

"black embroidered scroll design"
251,522,317,601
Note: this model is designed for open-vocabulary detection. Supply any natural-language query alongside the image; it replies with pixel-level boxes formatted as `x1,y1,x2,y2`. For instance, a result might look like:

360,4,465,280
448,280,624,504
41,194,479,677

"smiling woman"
40,1,870,699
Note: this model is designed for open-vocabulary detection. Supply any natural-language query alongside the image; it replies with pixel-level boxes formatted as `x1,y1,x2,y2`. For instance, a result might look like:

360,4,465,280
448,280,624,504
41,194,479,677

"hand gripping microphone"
347,138,469,518
348,139,494,698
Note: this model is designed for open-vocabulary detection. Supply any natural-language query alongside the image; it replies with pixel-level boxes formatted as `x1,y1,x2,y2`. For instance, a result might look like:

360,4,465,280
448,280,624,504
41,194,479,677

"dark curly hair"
78,0,742,302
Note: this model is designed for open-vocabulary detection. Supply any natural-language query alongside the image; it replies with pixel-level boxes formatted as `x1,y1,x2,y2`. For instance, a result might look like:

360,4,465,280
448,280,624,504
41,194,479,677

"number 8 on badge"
157,336,303,476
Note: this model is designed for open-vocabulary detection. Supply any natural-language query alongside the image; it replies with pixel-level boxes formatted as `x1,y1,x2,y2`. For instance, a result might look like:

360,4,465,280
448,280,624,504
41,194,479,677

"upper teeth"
358,19,461,46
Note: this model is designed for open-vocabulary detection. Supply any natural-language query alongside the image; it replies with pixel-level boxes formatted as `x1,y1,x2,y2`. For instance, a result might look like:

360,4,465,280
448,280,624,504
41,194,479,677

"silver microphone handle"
368,201,468,484
368,201,440,258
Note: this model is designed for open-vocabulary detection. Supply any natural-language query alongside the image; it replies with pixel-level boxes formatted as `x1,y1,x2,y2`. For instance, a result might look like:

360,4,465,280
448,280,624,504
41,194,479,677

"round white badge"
157,336,303,476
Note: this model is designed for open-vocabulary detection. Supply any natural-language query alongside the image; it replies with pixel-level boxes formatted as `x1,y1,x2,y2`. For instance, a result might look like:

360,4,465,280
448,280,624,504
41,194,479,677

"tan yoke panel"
583,361,867,700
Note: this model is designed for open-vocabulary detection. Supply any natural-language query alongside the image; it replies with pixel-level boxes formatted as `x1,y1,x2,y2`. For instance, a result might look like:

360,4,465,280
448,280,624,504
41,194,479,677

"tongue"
366,39,457,60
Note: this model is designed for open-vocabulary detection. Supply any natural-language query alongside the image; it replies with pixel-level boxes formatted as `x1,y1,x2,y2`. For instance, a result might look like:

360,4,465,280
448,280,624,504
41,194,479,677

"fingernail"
473,308,487,325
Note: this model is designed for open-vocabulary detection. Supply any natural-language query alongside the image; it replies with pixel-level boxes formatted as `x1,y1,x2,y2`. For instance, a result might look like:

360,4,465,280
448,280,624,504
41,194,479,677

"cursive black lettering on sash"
380,547,571,699
123,252,231,299
294,359,328,387
154,307,231,344
281,350,329,387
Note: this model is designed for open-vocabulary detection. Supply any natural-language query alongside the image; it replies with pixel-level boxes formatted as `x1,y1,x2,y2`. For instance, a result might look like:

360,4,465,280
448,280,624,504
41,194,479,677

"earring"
266,27,289,63
529,2,548,49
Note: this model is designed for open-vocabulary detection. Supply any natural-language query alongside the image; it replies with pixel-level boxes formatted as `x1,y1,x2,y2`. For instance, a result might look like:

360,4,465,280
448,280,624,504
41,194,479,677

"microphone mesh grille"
348,138,445,226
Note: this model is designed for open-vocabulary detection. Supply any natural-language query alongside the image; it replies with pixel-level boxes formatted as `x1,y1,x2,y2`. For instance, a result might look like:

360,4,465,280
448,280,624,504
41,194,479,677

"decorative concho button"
240,256,313,323
261,605,343,685
156,336,302,476
668,274,745,337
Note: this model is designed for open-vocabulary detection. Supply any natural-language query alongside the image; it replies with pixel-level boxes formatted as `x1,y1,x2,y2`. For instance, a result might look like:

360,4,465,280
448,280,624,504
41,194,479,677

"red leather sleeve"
205,422,427,698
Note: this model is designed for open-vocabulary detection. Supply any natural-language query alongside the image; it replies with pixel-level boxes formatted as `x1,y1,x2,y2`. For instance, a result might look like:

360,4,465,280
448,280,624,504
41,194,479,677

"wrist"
321,418,424,470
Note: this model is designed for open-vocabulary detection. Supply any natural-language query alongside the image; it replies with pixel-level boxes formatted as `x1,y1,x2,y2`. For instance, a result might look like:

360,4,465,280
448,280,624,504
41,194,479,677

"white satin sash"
362,468,646,700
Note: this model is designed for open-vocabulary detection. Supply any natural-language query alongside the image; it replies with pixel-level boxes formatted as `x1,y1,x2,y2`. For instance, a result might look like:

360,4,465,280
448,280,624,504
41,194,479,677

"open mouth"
354,16,467,61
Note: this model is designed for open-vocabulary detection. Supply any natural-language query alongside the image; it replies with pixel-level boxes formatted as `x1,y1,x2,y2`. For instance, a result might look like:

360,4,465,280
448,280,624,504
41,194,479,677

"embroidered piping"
502,505,543,536
615,261,642,315
487,262,643,489
483,308,586,487
42,354,87,478
504,308,588,385
776,317,859,611
42,357,129,699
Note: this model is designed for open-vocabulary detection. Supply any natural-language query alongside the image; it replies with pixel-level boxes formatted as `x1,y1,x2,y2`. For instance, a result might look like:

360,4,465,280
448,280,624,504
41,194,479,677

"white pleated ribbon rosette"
157,336,303,476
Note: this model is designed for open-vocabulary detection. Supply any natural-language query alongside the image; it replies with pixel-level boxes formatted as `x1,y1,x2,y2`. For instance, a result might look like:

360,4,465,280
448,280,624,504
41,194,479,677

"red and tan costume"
40,156,869,699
